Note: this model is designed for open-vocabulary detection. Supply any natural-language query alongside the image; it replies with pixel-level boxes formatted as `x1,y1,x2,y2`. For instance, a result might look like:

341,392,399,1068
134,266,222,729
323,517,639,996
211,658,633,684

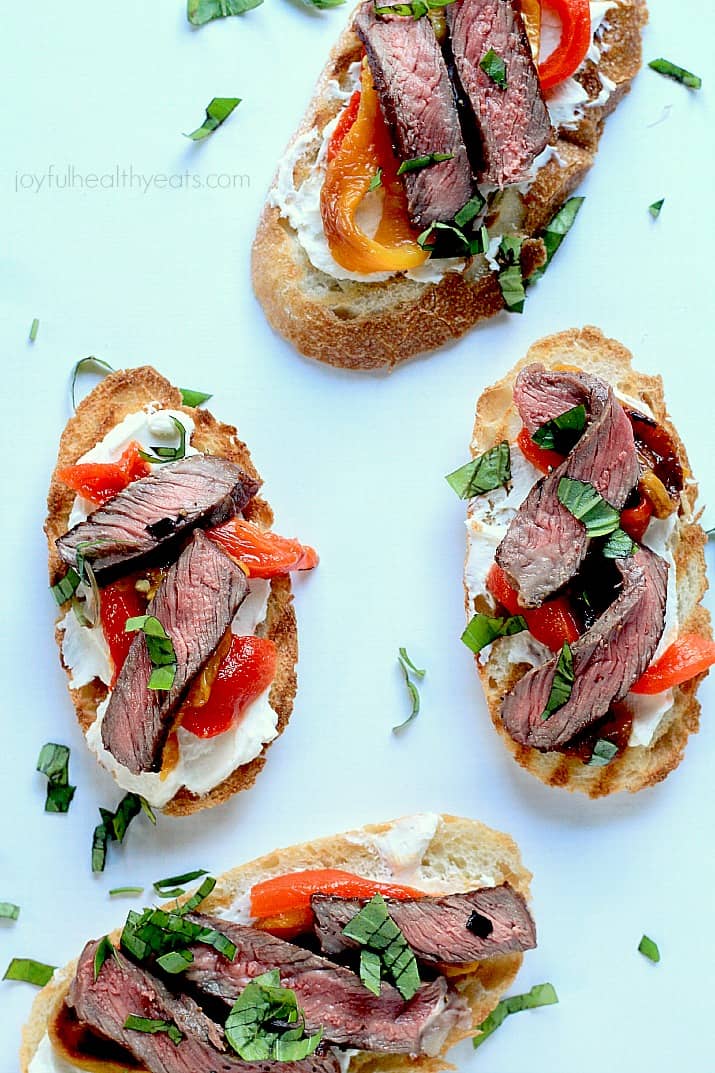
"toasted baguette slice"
252,1,647,371
21,813,534,1073
465,327,711,797
44,366,298,816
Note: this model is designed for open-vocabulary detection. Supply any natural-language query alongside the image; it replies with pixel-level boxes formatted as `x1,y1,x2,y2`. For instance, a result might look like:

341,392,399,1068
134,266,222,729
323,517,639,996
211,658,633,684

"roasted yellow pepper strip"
517,0,541,59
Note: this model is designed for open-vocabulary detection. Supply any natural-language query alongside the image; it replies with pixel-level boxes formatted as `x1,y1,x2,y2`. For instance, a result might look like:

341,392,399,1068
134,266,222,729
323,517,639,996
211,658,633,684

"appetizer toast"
21,814,536,1073
253,0,647,370
460,327,712,796
45,367,316,816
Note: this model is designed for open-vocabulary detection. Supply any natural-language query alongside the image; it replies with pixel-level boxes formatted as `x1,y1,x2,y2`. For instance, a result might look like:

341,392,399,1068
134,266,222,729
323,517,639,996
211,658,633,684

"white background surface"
1,2,714,1071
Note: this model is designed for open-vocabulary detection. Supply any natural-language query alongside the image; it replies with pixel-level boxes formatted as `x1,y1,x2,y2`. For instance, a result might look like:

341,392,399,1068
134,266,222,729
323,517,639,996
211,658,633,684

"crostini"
253,0,647,370
45,366,317,815
21,814,538,1073
457,327,713,796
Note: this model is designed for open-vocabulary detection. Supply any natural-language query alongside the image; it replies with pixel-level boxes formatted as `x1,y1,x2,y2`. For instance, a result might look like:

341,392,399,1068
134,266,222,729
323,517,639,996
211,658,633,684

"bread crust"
44,367,298,816
465,327,712,797
252,1,647,371
20,814,533,1073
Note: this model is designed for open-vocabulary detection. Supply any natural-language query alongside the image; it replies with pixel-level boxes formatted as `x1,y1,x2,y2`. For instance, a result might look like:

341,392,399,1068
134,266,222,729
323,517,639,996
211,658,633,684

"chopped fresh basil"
417,220,488,257
51,567,81,606
185,97,241,141
124,1016,183,1046
36,743,76,814
587,739,618,766
0,903,20,921
179,875,217,914
180,387,213,407
125,615,177,690
109,887,144,897
29,318,40,343
70,356,114,411
446,442,511,499
359,949,382,996
530,197,585,283
541,643,574,721
496,235,526,313
393,647,425,733
374,0,456,17
480,49,507,88
3,958,56,987
454,193,486,229
225,969,322,1061
153,869,209,898
342,894,420,1000
137,415,187,465
557,477,621,538
300,0,345,7
462,613,527,655
156,949,195,974
92,793,155,874
188,0,264,27
649,58,701,89
120,877,235,969
638,934,660,963
94,936,120,980
602,528,635,559
649,198,665,219
368,168,383,191
532,404,587,452
473,983,558,1050
397,152,454,175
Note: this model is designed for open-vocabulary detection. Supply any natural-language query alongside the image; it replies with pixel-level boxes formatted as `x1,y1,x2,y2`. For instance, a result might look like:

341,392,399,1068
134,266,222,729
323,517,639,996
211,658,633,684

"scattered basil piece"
179,387,213,407
557,477,621,538
125,615,177,691
185,97,241,141
225,969,322,1061
109,887,144,897
29,318,40,343
359,949,382,996
532,404,587,452
3,959,56,987
480,49,507,88
393,647,425,733
37,743,76,814
638,934,660,963
446,442,511,499
649,198,665,219
496,235,526,313
530,197,584,283
649,58,701,90
473,983,558,1050
342,894,420,1000
137,415,187,465
368,168,383,191
157,949,195,974
94,936,120,980
124,1015,183,1046
375,0,456,18
587,739,618,767
462,613,527,655
51,568,81,606
301,0,345,8
397,152,454,175
153,869,209,898
417,220,488,257
454,193,486,229
70,357,114,411
188,0,264,27
0,903,20,921
602,528,635,559
92,793,155,874
541,643,574,721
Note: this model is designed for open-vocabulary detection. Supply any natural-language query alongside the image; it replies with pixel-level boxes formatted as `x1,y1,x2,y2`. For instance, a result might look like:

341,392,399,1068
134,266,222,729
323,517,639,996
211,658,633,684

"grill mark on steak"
101,530,248,774
67,940,339,1073
354,1,474,227
447,0,552,186
496,365,639,608
501,545,669,750
180,913,471,1056
311,884,536,964
56,454,260,585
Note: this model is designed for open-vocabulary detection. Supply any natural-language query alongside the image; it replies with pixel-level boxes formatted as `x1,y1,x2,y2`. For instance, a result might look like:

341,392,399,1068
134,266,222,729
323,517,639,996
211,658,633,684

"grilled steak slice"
447,0,551,186
496,365,639,607
101,531,248,774
56,454,260,585
181,913,470,1055
67,940,339,1073
502,545,668,750
311,884,535,964
354,1,473,227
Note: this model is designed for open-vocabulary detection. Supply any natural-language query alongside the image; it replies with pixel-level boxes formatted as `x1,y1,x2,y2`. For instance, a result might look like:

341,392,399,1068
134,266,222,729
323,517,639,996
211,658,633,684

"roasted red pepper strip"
620,491,653,544
100,577,148,687
180,635,278,739
538,0,592,91
57,442,150,505
206,518,318,579
630,635,715,695
327,90,361,163
487,562,580,651
250,869,424,925
516,426,566,474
